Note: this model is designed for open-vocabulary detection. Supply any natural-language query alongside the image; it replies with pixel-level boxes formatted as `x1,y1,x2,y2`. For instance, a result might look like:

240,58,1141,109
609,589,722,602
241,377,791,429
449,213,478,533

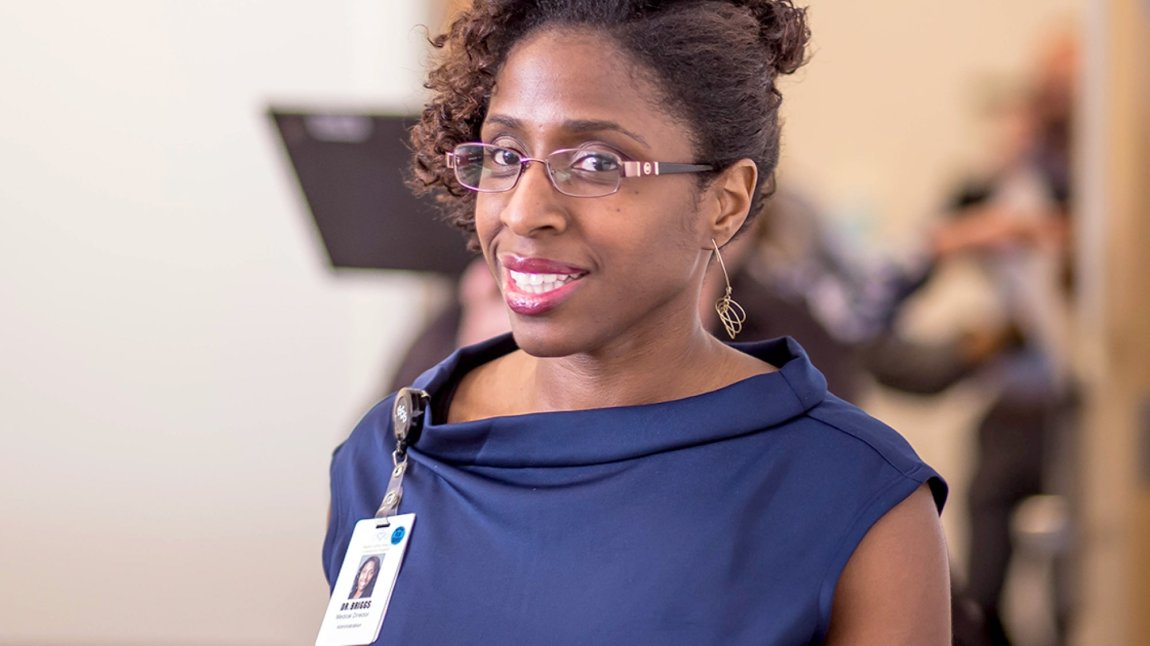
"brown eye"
569,151,620,173
489,147,522,167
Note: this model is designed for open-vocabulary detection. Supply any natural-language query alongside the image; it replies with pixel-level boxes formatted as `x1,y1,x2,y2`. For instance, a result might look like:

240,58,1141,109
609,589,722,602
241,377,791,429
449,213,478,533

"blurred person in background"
864,29,1079,646
386,257,511,392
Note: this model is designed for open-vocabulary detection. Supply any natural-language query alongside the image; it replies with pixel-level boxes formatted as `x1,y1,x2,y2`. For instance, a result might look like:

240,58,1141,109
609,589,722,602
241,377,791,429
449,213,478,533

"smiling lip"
501,255,588,316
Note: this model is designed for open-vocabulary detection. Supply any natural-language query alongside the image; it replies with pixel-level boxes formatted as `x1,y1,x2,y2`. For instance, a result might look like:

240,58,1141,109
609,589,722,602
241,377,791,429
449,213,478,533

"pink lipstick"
500,255,588,316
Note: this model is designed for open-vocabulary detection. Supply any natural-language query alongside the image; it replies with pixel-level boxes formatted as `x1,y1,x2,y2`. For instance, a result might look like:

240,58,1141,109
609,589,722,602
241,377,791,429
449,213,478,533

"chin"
509,331,575,359
508,320,593,359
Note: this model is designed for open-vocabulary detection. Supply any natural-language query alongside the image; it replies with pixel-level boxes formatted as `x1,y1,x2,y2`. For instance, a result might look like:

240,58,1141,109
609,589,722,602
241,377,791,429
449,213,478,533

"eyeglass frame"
444,142,715,198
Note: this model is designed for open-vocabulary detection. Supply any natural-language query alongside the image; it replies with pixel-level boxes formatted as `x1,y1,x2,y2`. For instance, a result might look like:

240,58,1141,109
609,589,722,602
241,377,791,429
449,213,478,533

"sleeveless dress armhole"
813,466,947,641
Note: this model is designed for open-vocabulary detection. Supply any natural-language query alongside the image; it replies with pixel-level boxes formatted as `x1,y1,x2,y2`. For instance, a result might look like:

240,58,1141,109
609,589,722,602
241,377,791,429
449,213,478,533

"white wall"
0,2,442,644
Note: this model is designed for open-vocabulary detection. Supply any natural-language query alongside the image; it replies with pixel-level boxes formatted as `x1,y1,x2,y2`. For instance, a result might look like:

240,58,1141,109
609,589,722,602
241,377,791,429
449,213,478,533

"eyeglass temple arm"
621,161,713,177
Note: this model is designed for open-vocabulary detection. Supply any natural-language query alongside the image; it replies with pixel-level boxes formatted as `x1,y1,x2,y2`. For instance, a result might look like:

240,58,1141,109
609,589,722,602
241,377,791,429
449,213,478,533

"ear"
703,158,758,247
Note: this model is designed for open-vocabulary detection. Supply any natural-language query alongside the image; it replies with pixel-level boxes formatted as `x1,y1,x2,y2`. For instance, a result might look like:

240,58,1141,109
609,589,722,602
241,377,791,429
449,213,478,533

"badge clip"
375,388,429,520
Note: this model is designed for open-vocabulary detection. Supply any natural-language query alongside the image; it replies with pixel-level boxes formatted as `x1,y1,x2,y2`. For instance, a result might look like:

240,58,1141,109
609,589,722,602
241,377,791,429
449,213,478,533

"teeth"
508,269,582,295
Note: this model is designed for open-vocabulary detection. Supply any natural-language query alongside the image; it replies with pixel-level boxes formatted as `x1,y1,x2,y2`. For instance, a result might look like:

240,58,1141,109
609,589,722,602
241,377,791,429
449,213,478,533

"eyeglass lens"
452,144,624,197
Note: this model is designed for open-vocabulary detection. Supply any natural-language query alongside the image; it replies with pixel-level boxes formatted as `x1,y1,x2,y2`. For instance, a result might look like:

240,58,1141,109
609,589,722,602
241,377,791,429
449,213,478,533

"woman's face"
476,28,712,358
357,559,377,591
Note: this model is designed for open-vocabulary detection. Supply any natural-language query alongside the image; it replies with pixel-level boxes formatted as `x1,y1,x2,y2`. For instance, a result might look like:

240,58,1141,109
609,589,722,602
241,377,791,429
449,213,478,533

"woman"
349,555,381,600
323,1,950,643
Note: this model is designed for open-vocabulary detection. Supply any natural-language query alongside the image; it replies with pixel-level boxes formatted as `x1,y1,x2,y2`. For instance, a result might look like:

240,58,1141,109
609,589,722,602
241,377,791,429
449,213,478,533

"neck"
449,265,777,422
521,320,754,412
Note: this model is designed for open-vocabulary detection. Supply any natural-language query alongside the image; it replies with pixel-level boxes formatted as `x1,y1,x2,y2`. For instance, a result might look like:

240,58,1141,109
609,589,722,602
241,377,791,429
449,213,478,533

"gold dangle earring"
712,239,746,339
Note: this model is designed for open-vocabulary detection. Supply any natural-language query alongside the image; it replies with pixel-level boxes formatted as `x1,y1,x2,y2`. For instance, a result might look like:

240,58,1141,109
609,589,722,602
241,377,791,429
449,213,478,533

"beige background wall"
0,1,1098,644
781,1,1080,241
0,2,437,644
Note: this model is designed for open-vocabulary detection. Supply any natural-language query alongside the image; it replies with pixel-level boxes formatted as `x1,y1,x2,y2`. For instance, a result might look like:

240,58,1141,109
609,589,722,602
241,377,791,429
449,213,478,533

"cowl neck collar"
408,334,827,468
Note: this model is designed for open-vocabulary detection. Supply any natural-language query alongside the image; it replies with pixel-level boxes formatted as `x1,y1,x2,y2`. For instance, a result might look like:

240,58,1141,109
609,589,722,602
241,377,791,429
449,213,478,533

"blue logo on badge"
391,527,406,545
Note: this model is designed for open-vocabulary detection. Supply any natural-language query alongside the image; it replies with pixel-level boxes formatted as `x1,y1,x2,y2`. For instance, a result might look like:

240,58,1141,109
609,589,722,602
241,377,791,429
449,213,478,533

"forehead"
485,28,690,152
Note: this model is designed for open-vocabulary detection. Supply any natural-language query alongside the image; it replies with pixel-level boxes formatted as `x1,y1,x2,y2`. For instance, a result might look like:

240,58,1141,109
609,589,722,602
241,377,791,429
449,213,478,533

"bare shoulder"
826,483,951,645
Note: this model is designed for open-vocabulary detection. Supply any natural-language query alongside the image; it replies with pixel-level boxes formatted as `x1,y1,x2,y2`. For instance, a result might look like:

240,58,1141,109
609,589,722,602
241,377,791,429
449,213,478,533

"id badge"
315,514,415,646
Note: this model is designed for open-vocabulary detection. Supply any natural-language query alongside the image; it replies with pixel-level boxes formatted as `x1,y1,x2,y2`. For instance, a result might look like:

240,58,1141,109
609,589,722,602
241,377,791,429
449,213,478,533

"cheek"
628,189,704,249
473,197,502,251
600,201,703,279
628,182,701,225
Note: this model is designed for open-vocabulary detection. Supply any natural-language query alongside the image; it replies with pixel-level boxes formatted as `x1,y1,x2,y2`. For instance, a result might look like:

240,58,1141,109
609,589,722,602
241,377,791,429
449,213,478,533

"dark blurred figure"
698,201,866,402
869,30,1079,646
387,258,510,393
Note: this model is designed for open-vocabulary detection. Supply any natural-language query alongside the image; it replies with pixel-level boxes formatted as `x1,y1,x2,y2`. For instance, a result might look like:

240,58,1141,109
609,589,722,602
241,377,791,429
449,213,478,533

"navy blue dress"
323,335,946,645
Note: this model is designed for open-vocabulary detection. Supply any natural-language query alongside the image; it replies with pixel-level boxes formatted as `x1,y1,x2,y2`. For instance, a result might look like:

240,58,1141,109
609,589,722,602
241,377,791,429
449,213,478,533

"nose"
498,159,569,237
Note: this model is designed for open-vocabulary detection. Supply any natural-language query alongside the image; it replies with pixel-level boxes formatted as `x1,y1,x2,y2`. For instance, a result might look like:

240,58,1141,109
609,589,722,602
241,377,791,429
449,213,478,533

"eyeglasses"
445,143,714,198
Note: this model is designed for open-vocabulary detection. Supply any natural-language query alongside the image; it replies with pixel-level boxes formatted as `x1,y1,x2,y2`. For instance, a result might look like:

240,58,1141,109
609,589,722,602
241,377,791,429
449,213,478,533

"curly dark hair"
409,0,810,245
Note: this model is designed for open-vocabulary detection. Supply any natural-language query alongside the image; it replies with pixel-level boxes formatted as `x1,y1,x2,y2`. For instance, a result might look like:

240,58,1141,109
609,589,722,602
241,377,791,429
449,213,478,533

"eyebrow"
483,114,651,149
